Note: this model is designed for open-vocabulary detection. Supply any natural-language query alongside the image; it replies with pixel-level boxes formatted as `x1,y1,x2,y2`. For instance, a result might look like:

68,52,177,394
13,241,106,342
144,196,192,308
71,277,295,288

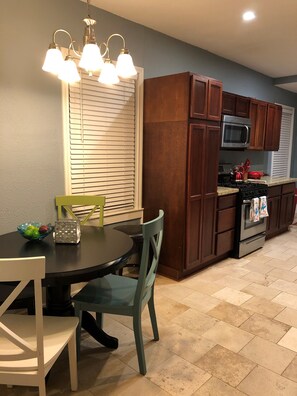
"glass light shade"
116,52,137,78
58,58,81,84
79,43,104,74
98,61,119,85
42,48,64,75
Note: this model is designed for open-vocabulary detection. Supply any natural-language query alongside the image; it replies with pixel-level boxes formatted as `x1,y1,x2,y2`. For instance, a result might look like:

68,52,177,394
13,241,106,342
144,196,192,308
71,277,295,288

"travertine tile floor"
2,222,297,395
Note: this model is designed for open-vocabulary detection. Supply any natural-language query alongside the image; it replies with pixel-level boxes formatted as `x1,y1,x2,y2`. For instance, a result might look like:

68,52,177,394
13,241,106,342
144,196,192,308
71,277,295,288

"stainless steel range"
219,181,269,258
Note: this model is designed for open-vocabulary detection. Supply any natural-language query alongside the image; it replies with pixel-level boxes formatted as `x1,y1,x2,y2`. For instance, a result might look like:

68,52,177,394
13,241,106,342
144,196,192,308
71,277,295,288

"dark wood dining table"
0,226,134,349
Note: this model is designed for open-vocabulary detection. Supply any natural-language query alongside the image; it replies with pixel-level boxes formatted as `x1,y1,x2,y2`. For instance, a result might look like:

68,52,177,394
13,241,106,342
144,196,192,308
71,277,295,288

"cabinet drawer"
216,229,235,256
268,185,282,198
282,183,295,194
217,194,237,210
217,207,236,233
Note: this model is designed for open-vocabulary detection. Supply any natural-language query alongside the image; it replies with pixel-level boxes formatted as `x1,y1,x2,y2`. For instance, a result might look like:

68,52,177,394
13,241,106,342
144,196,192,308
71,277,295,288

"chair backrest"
134,210,164,307
55,195,106,227
0,257,45,372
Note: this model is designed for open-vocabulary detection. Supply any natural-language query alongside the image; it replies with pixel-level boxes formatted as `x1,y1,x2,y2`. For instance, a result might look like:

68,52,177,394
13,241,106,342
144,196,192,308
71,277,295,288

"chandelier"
42,0,137,85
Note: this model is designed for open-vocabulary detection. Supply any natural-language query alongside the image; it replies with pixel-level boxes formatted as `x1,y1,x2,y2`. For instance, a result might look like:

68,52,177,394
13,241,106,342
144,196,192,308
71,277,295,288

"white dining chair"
0,256,79,395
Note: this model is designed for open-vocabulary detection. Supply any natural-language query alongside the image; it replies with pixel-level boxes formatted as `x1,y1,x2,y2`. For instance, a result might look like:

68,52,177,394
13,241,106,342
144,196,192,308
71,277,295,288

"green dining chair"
55,195,106,227
72,209,164,375
113,224,143,277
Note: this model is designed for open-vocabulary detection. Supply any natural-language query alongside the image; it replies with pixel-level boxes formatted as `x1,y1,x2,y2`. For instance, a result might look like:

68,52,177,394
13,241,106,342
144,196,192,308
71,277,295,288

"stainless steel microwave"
221,115,251,149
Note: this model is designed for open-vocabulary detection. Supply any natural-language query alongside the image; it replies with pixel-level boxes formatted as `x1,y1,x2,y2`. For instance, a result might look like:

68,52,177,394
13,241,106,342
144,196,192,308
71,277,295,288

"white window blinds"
63,69,143,224
270,105,294,178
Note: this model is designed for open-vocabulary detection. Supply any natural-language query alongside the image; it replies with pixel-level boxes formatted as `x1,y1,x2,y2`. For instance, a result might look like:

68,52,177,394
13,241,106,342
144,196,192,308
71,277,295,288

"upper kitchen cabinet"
144,72,222,123
190,75,222,121
222,92,250,118
143,72,222,280
249,101,282,151
249,99,267,150
264,104,282,151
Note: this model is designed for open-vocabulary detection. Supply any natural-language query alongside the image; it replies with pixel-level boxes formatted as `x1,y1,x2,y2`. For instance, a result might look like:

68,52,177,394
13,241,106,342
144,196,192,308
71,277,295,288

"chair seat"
0,314,78,372
72,274,137,309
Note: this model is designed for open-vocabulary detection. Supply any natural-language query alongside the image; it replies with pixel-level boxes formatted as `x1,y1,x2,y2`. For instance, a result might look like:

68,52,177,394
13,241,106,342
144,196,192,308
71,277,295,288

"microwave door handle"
244,125,250,144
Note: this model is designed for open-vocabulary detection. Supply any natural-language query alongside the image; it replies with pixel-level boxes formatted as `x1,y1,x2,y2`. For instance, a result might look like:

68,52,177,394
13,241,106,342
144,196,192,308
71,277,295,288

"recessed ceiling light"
242,11,256,21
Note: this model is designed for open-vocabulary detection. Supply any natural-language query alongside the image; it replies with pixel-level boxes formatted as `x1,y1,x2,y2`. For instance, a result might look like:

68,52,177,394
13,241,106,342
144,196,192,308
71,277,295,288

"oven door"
240,200,267,240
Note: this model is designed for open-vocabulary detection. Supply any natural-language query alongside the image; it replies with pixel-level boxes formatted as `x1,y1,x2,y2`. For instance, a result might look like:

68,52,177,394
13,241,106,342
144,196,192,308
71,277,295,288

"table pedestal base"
46,285,118,349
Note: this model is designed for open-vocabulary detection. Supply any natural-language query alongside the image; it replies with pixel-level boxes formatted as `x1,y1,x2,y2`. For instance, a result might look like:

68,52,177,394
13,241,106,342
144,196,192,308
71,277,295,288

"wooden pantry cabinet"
143,72,222,279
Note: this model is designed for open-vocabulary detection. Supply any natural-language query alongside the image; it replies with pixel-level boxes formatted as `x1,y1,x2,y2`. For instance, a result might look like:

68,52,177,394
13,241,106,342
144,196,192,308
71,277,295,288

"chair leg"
133,314,147,375
74,306,82,359
38,379,46,396
96,312,103,328
148,296,159,341
68,332,78,391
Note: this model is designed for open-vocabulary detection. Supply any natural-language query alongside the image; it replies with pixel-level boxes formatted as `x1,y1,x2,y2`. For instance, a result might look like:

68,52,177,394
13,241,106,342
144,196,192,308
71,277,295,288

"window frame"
61,67,144,225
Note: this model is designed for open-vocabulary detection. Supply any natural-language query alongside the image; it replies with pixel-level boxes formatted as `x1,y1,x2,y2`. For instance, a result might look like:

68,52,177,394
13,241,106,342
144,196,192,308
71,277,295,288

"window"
269,104,294,178
62,68,143,225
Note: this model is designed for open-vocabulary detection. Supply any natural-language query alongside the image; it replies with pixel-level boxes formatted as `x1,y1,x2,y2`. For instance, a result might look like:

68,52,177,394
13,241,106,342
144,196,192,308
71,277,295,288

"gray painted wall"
1,0,297,234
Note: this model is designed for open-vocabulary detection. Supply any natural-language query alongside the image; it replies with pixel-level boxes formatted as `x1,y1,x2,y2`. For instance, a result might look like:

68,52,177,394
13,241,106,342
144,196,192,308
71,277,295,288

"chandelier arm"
99,42,109,58
106,33,126,50
52,29,81,57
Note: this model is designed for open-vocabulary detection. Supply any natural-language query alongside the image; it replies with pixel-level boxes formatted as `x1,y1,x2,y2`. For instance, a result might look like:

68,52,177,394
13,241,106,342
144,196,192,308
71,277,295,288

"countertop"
217,186,239,196
217,177,297,196
259,176,297,187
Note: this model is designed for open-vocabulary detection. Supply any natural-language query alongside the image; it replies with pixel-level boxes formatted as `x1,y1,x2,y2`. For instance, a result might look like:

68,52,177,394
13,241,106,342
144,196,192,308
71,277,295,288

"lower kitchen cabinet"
279,184,295,229
215,194,237,257
266,183,295,239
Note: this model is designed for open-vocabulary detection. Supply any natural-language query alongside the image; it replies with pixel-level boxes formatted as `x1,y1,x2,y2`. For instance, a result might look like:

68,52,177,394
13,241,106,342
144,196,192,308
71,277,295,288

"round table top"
0,226,134,286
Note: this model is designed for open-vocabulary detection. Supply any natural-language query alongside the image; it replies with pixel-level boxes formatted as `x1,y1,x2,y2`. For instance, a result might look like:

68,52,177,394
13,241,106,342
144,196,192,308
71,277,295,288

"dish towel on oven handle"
250,197,260,222
259,196,269,218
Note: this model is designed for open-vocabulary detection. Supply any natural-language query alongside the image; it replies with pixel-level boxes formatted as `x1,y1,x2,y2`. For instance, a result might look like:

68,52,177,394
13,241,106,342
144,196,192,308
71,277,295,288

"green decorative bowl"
17,222,53,241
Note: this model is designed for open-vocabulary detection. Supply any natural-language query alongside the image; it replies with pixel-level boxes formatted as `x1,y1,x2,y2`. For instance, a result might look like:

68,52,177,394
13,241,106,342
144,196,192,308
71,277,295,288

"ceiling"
87,0,297,93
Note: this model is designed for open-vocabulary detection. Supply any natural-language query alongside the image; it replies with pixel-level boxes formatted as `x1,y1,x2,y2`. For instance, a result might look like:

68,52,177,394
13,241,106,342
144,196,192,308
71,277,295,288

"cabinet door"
186,124,219,269
207,79,222,121
190,75,208,119
216,229,235,256
204,125,220,195
235,95,250,117
201,195,217,263
222,92,249,117
279,193,295,229
222,92,236,115
266,196,281,237
249,99,267,150
264,104,282,151
200,125,220,262
186,124,204,269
